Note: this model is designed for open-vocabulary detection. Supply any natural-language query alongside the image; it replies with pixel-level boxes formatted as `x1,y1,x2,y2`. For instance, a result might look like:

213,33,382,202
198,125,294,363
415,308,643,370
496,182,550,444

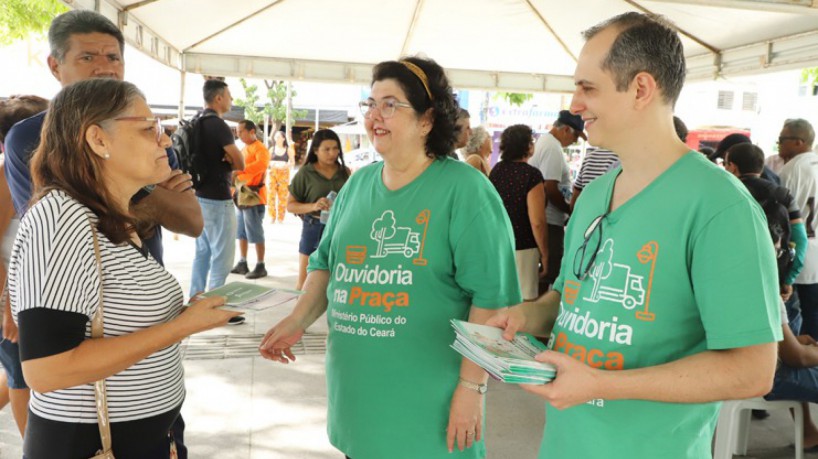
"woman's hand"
313,197,331,213
175,296,242,335
258,314,306,363
446,384,483,452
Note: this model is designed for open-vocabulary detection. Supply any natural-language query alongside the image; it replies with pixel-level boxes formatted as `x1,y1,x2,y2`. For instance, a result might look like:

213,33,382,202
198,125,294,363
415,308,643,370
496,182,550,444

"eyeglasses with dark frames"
358,97,413,119
572,212,608,281
111,117,163,145
778,136,803,144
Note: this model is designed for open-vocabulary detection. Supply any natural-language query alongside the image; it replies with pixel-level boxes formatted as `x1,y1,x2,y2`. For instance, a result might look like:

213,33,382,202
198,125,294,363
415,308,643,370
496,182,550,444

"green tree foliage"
264,79,307,134
0,0,69,46
802,67,818,88
234,78,264,123
234,78,307,134
495,92,534,107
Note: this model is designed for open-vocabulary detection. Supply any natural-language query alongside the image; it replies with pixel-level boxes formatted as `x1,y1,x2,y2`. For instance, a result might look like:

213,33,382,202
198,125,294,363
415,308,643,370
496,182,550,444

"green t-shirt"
309,157,522,459
544,152,781,458
289,163,349,217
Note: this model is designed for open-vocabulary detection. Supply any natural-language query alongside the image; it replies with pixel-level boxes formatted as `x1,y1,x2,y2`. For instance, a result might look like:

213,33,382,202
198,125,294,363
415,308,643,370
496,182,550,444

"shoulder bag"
86,220,178,459
88,217,114,459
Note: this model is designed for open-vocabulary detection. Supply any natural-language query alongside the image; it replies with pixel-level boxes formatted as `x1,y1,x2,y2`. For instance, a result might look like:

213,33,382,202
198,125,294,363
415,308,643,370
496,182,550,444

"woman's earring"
103,152,110,159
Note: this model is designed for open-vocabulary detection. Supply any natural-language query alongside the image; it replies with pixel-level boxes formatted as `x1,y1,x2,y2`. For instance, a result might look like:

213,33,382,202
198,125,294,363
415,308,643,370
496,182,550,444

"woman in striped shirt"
8,79,240,459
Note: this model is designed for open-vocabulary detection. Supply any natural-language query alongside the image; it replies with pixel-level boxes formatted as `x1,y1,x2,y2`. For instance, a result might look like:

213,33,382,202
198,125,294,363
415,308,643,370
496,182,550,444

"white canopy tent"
61,0,818,94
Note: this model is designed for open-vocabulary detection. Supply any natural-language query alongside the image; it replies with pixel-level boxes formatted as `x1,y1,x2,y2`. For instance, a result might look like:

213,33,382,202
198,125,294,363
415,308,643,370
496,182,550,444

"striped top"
8,189,185,423
574,148,620,191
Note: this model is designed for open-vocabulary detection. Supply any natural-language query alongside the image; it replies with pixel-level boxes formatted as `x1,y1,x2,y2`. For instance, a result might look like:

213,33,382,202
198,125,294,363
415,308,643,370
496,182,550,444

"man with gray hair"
3,8,200,457
463,126,492,175
489,12,780,458
778,118,818,338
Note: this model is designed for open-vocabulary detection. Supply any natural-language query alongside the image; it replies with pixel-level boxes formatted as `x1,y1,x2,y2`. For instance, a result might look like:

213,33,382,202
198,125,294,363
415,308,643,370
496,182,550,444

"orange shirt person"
231,120,271,283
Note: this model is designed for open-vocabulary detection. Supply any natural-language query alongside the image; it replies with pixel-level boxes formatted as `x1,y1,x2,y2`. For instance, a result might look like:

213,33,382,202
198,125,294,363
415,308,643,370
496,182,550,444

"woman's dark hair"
499,124,534,161
273,130,288,150
306,129,348,176
371,56,459,159
31,79,147,244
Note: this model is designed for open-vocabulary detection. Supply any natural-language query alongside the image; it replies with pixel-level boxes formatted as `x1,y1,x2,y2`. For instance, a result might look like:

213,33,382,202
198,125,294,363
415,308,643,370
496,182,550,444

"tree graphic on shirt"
371,211,397,257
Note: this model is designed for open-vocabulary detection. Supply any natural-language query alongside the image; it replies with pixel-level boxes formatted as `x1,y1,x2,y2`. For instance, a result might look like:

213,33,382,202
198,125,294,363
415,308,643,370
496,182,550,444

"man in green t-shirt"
489,12,781,459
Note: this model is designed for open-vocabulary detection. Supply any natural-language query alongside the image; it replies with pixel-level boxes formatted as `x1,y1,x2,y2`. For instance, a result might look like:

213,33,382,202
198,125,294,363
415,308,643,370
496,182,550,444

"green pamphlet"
450,319,555,384
200,281,303,312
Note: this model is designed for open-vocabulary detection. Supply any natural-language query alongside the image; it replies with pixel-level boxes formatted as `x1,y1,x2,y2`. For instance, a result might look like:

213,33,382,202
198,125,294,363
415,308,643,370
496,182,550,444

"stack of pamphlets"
450,320,556,384
200,282,303,312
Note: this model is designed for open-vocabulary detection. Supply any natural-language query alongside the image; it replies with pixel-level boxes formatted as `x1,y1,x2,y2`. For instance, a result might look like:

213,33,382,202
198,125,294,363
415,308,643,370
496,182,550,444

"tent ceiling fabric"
65,0,818,93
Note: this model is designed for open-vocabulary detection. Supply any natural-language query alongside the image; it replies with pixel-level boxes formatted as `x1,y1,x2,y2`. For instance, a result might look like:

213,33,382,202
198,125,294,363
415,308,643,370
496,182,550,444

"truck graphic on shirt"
584,239,646,310
370,210,421,259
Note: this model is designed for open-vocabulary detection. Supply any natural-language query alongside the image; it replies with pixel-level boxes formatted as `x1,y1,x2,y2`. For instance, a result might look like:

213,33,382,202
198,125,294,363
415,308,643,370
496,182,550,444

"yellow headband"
400,60,434,101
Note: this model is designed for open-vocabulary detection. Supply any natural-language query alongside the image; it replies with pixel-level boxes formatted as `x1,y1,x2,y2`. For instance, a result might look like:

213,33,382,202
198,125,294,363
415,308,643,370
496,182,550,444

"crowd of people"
0,6,814,459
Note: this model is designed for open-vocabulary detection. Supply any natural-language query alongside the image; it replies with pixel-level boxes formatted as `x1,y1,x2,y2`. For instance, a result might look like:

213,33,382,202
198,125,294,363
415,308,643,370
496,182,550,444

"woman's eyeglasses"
112,117,163,145
358,98,413,119
572,213,608,281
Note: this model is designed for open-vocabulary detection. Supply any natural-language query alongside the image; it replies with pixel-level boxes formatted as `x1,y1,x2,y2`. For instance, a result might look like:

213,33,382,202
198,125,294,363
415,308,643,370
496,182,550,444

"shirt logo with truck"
550,239,660,372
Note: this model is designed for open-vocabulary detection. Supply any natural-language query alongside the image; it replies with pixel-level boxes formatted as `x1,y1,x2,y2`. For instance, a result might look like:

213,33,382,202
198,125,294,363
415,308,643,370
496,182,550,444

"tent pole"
178,70,186,121
285,81,293,141
264,113,270,148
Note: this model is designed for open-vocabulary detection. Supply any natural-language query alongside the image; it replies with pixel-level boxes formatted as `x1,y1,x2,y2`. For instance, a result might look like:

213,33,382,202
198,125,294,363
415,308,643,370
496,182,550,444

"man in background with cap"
528,110,586,289
710,133,781,184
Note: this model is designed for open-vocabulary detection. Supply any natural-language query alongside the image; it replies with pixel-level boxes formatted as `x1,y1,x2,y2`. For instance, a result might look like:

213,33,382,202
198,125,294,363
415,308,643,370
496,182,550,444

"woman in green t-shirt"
287,129,350,290
260,57,522,459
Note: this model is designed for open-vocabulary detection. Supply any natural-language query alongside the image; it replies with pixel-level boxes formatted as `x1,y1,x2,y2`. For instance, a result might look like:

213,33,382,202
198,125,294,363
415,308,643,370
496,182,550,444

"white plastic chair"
713,398,803,459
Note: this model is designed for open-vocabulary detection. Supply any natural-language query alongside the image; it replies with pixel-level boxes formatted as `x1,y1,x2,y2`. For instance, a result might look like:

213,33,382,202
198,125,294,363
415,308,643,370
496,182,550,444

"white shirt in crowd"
765,154,785,176
528,132,571,226
780,152,818,284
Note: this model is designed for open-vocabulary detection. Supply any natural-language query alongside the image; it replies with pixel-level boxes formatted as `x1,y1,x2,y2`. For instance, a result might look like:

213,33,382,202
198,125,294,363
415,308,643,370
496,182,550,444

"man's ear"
85,124,111,159
47,55,62,81
632,72,658,109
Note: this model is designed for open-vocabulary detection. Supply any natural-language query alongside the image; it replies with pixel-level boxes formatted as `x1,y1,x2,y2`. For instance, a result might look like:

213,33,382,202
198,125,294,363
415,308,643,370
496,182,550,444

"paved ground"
0,214,815,458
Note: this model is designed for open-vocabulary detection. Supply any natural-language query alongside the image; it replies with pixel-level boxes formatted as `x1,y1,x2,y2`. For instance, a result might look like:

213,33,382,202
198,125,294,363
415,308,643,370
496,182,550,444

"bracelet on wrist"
458,377,488,394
